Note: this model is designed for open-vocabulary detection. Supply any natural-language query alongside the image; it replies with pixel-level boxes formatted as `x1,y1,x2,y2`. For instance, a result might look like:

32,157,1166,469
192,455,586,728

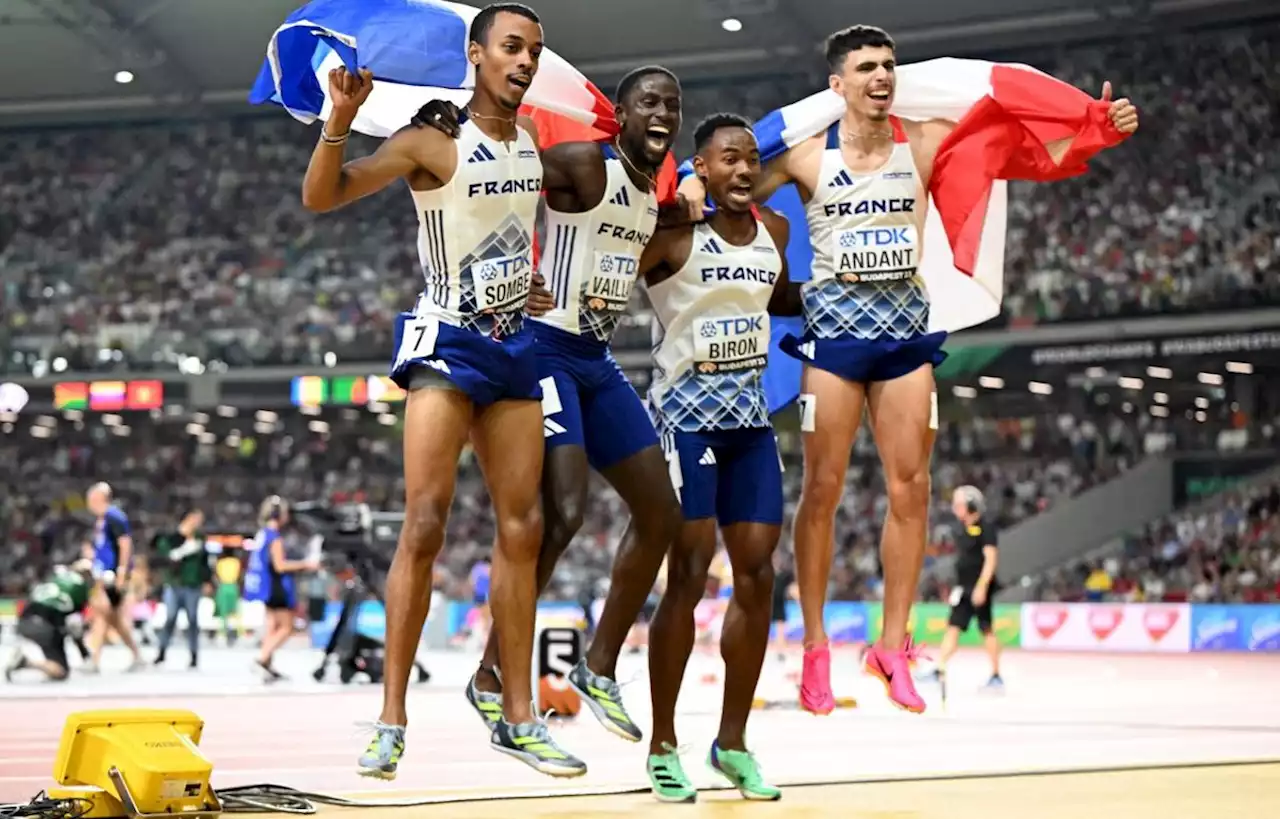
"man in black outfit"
934,485,1003,689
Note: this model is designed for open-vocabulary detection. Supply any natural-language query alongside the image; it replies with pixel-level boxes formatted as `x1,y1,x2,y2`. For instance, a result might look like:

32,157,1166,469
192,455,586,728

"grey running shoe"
566,659,642,742
357,722,405,780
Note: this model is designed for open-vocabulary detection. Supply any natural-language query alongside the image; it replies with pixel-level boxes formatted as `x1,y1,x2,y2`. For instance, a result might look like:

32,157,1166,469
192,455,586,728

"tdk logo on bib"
821,198,914,218
704,316,764,336
694,315,768,374
473,254,531,312
467,178,542,197
833,225,917,283
838,227,913,248
699,266,778,285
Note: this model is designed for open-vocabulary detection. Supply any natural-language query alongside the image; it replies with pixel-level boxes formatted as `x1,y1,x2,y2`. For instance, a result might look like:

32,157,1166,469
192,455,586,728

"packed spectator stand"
2,20,1279,614
2,22,1278,376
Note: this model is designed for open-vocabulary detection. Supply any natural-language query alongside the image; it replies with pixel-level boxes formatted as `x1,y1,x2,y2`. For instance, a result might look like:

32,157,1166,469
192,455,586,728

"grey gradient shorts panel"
406,364,461,393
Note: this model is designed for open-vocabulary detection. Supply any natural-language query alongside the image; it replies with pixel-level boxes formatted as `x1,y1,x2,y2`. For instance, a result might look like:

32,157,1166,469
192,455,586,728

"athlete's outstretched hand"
676,176,709,221
1101,81,1138,135
526,272,554,317
412,99,463,138
328,66,374,115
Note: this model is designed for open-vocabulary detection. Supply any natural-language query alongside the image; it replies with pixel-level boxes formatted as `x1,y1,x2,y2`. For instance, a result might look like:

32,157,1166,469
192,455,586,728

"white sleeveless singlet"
409,118,543,337
533,144,658,344
801,118,929,340
647,219,783,433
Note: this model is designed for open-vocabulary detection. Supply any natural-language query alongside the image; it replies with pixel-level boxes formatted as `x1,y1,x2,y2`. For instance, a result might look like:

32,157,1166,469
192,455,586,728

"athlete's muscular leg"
866,365,936,650
717,521,781,751
647,518,718,755
471,399,545,725
793,366,866,646
475,444,588,694
588,446,681,677
380,387,473,726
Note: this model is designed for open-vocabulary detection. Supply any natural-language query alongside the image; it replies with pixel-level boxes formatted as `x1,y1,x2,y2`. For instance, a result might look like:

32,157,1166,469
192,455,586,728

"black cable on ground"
5,759,1278,817
0,794,94,819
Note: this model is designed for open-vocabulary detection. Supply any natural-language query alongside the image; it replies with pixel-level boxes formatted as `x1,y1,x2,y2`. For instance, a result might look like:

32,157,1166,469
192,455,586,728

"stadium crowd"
2,22,1278,376
1032,471,1280,604
0,399,1247,605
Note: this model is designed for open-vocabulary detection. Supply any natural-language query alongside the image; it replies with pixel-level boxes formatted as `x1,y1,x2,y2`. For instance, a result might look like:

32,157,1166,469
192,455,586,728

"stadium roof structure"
0,0,1268,127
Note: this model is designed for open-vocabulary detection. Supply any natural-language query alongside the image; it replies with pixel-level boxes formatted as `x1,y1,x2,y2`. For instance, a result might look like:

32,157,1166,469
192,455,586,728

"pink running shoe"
799,642,836,715
864,636,927,714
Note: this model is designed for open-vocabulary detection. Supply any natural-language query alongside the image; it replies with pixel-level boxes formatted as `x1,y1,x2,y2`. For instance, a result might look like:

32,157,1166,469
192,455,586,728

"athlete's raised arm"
638,225,692,289
302,67,454,212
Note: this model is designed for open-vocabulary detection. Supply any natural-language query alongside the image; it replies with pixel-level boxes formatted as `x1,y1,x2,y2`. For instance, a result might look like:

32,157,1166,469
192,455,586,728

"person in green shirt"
5,560,95,682
153,510,210,668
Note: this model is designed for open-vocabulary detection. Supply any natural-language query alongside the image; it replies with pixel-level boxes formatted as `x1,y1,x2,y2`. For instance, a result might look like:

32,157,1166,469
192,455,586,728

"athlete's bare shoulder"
516,115,540,147
540,140,606,172
770,131,823,201
389,121,458,189
757,205,791,248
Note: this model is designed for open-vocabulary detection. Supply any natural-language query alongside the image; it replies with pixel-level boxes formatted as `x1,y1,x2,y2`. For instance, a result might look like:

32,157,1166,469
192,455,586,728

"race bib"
831,225,918,283
472,253,532,313
397,315,440,365
584,251,638,311
693,313,769,374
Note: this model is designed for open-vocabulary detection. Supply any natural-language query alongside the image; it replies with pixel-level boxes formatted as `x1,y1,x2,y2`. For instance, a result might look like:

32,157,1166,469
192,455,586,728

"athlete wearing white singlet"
781,117,946,382
533,143,661,465
646,214,786,523
413,66,687,752
300,6,588,782
649,220,780,439
641,114,797,803
389,115,545,402
675,25,1138,721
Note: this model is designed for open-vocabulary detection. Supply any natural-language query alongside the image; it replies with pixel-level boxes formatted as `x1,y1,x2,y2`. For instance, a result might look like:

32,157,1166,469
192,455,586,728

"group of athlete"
6,488,315,685
0,0,1138,803
300,1,1138,800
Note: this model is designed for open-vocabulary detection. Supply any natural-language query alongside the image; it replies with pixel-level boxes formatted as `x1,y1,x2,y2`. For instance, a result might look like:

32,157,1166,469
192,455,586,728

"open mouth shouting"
725,178,753,206
867,86,892,110
644,122,673,155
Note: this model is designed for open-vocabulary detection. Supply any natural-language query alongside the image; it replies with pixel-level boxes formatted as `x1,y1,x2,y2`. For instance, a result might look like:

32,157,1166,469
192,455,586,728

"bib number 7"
397,316,440,365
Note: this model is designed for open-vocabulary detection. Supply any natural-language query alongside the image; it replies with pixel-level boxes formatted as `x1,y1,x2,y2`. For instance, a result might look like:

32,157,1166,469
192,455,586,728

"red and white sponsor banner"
1020,603,1191,652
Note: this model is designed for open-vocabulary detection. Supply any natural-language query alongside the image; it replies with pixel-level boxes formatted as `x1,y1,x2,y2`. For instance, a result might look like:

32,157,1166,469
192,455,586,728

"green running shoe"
356,722,405,780
708,741,781,801
464,670,504,731
566,659,642,742
490,719,587,778
647,744,697,803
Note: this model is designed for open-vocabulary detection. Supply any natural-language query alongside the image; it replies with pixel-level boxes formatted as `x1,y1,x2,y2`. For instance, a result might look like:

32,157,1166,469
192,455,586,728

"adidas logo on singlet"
698,448,716,466
700,237,723,254
828,169,855,188
609,187,632,207
467,144,497,163
544,418,567,437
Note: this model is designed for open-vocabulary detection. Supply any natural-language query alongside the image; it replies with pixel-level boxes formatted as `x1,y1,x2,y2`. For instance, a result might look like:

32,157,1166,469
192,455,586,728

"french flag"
748,58,1129,412
249,0,677,206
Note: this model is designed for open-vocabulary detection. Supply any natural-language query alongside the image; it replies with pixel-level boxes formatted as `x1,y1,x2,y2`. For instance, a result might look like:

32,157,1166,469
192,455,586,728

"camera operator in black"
937,485,1003,689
